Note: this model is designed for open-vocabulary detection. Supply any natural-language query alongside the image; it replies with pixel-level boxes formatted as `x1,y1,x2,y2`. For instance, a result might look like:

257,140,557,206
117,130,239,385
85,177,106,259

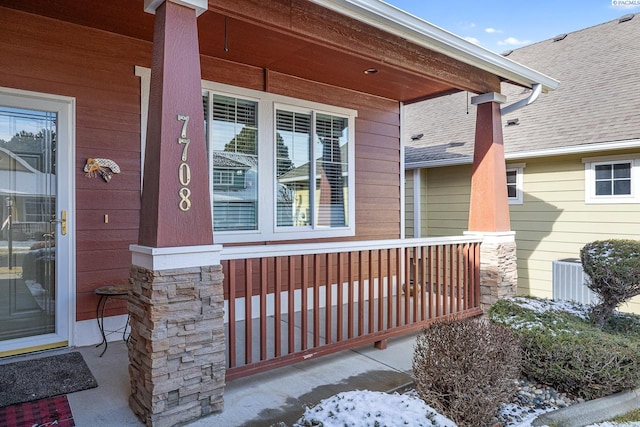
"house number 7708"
177,115,191,212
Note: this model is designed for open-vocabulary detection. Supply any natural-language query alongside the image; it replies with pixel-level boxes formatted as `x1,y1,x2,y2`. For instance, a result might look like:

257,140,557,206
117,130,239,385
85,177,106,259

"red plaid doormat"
0,395,74,427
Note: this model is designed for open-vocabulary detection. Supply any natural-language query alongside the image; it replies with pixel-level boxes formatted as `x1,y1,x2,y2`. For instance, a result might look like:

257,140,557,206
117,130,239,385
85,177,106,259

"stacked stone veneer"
128,264,225,427
478,239,518,312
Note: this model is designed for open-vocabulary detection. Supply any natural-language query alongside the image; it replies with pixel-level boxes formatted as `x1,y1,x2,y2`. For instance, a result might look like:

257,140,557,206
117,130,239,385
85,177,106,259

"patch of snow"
294,390,456,427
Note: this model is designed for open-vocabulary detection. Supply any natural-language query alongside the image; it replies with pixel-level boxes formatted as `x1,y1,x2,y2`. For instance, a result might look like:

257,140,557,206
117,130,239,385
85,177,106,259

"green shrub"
412,317,521,427
580,239,640,329
490,297,640,400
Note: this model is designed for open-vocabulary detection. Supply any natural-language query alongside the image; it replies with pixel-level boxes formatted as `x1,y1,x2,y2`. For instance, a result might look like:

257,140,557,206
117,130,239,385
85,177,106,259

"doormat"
0,352,97,408
0,395,75,427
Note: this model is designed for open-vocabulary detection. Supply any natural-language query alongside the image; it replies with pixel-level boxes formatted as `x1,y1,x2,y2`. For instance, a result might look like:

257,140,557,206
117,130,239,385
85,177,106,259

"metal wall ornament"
84,157,121,183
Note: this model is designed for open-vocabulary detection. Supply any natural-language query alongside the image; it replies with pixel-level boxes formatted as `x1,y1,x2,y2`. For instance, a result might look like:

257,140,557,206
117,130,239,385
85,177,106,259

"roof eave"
405,139,640,169
312,0,560,92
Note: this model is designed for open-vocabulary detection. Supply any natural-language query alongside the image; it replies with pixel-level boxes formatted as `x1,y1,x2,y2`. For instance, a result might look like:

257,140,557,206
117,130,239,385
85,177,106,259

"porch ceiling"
0,0,502,101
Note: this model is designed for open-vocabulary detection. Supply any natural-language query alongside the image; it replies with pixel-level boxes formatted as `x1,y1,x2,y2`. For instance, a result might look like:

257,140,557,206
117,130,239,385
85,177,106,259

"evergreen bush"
580,239,640,329
490,297,640,400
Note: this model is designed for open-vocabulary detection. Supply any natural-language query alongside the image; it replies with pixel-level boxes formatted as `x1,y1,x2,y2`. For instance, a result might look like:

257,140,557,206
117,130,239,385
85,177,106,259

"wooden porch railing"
220,236,482,380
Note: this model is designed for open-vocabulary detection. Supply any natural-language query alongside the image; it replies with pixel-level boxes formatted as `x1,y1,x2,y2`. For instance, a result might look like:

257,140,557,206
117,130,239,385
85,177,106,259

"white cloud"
485,27,503,33
464,36,480,45
497,36,532,46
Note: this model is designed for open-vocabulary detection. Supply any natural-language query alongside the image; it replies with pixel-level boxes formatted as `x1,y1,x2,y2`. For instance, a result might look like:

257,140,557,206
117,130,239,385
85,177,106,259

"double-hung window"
203,83,356,243
506,163,525,205
583,155,640,204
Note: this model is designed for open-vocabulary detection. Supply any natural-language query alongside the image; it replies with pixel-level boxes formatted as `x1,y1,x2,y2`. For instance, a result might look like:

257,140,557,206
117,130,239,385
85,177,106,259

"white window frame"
583,154,640,204
506,163,525,205
203,84,356,243
136,66,356,244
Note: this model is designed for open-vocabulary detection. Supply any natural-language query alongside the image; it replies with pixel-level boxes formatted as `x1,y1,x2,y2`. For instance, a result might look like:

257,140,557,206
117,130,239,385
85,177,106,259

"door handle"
50,210,67,236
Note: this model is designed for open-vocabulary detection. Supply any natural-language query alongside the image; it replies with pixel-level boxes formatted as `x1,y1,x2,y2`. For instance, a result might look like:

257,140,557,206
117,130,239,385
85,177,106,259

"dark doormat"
0,352,97,408
0,395,75,427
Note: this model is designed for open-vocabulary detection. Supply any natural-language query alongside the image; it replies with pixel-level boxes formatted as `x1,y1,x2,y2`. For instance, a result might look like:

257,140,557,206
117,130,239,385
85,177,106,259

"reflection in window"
595,163,631,196
276,110,311,227
210,94,258,231
316,114,348,227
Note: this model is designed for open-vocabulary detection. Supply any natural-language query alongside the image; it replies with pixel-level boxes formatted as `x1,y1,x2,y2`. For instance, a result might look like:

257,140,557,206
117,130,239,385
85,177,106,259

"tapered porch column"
465,92,517,311
128,1,225,426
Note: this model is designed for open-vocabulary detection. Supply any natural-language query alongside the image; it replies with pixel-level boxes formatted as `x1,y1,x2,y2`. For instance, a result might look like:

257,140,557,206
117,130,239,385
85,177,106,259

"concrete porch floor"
66,332,416,426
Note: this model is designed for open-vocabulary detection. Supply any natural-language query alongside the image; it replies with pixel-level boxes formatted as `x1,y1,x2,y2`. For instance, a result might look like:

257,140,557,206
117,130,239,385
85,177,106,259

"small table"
94,285,130,357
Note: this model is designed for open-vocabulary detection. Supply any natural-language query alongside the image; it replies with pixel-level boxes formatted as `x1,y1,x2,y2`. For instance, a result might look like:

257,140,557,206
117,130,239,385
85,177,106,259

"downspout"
500,83,542,116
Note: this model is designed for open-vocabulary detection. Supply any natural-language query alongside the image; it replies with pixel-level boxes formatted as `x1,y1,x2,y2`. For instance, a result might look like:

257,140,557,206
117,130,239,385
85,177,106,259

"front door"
0,89,73,357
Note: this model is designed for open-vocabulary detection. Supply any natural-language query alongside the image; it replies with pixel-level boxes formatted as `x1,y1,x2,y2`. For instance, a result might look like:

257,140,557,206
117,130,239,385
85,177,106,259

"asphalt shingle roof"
404,14,640,166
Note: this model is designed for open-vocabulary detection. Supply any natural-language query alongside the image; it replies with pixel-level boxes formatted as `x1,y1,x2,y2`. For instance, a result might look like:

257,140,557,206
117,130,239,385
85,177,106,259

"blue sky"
385,0,640,53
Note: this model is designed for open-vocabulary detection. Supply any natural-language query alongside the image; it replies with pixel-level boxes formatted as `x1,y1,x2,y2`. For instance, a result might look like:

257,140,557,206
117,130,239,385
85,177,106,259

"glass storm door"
0,90,72,356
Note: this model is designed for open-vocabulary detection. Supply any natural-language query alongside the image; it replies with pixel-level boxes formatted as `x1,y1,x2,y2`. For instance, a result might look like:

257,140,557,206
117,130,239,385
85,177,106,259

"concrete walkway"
10,334,640,427
69,333,416,426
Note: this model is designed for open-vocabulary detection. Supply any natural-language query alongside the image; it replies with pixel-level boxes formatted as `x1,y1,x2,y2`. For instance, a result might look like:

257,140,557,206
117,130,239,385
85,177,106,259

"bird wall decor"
84,157,121,183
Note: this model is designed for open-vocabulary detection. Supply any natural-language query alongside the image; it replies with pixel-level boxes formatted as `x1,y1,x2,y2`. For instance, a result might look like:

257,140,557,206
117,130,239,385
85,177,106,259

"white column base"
130,244,223,270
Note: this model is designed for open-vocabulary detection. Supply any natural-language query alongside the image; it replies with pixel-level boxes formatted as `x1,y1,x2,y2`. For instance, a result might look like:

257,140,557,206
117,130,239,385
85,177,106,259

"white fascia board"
405,157,473,170
312,0,559,92
505,139,640,160
405,139,640,169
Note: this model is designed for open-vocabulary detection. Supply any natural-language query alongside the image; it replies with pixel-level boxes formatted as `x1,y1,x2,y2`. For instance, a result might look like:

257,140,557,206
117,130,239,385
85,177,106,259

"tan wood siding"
418,152,640,314
405,170,415,237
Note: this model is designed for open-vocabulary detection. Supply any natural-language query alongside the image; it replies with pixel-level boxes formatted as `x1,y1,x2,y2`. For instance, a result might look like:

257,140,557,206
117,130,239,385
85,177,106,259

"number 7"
177,115,190,138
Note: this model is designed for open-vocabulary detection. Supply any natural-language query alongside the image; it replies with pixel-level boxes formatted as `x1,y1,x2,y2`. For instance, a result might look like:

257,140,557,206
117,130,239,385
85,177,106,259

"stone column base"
128,263,225,427
465,231,518,312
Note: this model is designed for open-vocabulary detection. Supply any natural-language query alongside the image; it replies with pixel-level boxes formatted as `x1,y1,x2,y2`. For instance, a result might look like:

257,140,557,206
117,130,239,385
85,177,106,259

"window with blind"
202,83,356,242
209,94,258,231
275,109,349,229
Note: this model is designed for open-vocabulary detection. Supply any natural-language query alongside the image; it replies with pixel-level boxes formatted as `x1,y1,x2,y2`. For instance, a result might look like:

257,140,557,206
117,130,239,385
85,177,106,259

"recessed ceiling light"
364,68,378,75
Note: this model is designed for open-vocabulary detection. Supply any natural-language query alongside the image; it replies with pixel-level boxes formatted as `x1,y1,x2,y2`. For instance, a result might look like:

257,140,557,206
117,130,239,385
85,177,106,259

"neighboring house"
404,13,640,314
0,147,54,241
1,0,557,424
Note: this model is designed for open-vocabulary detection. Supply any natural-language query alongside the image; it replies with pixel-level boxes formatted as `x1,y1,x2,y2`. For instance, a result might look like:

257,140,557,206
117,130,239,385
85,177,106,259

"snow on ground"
292,298,640,427
292,389,552,427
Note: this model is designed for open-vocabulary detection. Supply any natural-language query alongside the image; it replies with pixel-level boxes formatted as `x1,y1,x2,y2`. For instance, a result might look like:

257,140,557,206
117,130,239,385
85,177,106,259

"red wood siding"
0,7,149,321
0,6,401,322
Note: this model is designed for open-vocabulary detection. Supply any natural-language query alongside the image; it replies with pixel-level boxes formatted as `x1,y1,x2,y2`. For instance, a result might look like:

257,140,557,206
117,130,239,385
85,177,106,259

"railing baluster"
337,252,344,342
412,246,419,323
314,254,320,347
260,258,267,360
274,257,282,357
227,260,236,368
404,247,410,325
357,251,364,336
301,254,308,351
377,249,384,332
420,244,427,321
325,253,333,344
288,256,295,354
428,245,434,320
395,248,401,328
435,245,441,317
387,249,393,328
348,251,354,339
245,259,252,364
449,244,455,315
368,250,374,334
